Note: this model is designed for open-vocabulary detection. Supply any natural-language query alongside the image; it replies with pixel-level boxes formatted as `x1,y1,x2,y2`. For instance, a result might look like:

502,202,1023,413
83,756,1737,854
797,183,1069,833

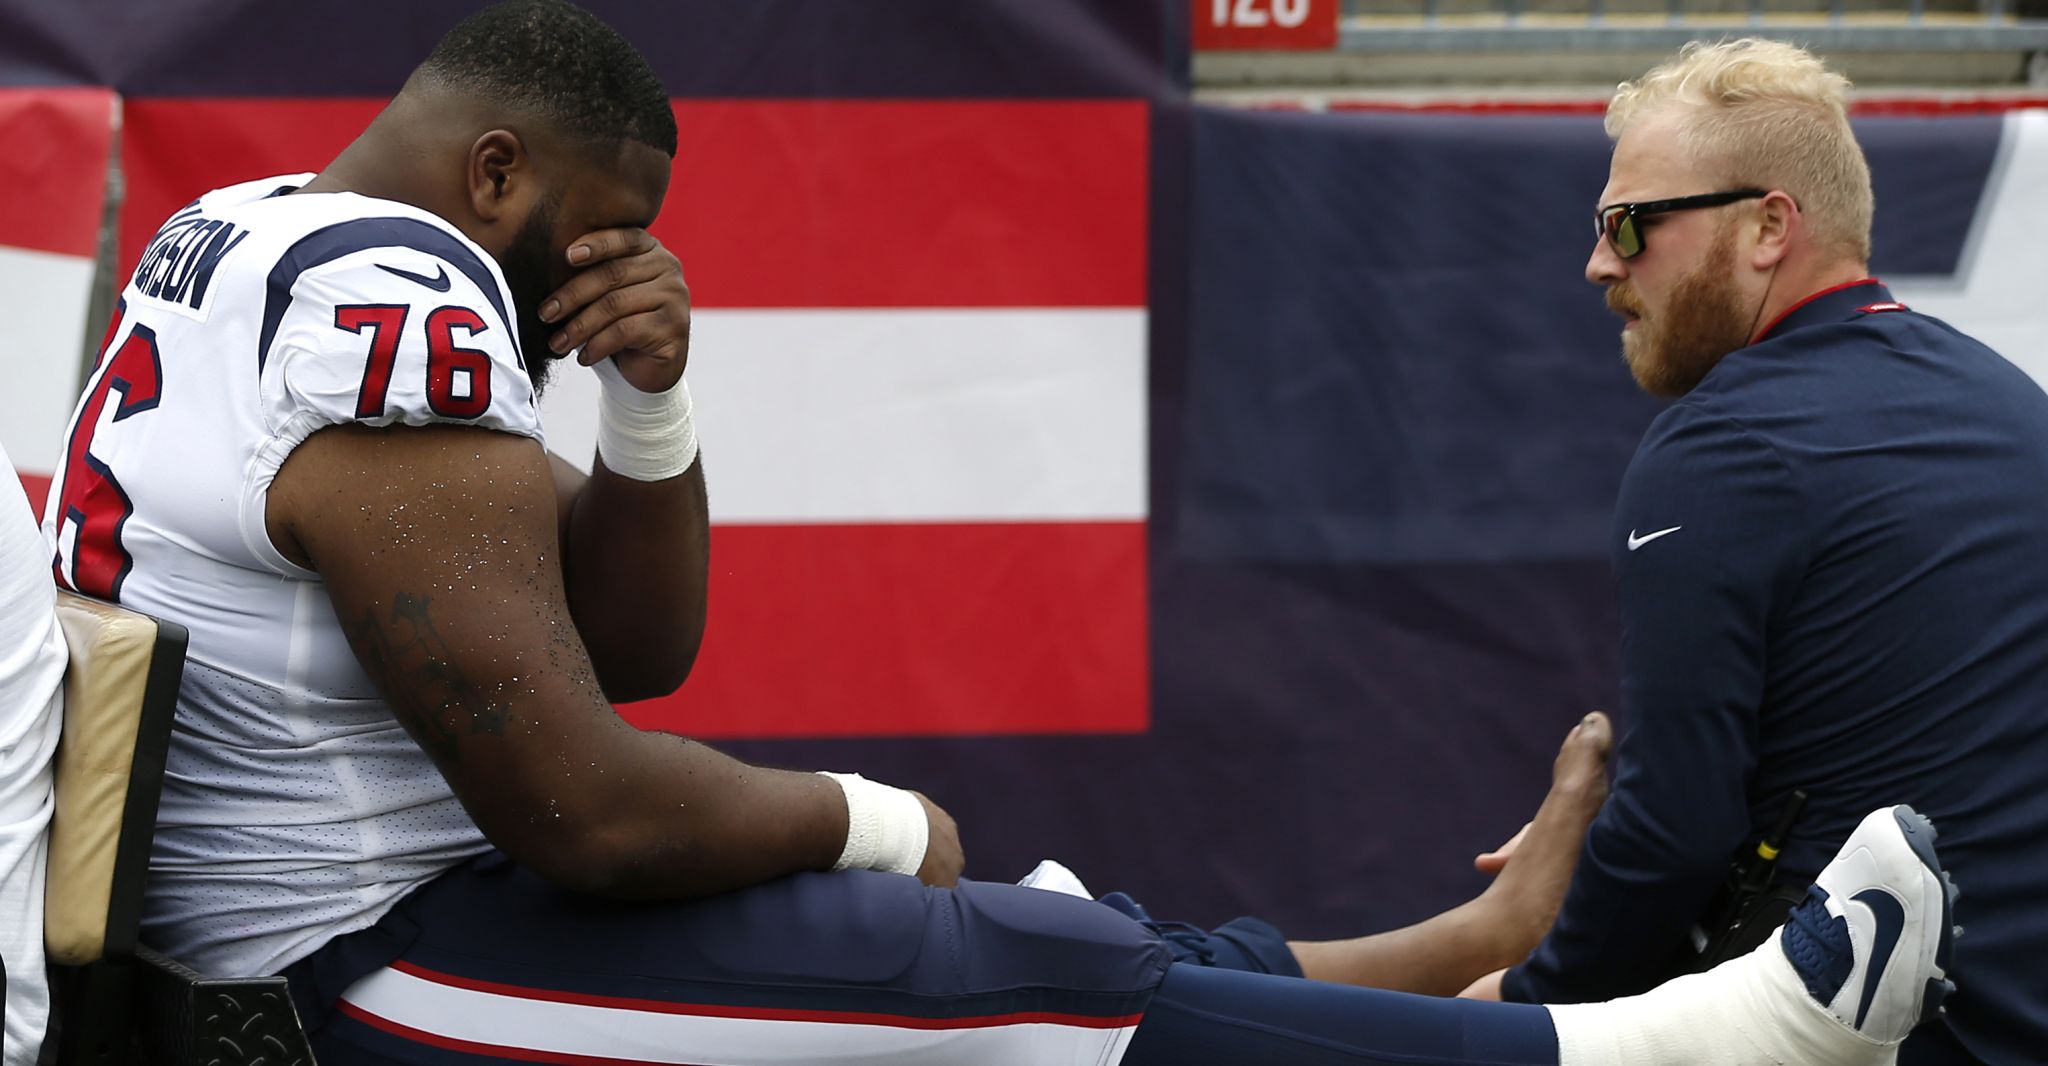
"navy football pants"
285,852,1558,1065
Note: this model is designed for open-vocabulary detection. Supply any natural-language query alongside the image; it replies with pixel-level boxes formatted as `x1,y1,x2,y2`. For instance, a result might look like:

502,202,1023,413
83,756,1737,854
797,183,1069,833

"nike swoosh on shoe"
1851,887,1905,1029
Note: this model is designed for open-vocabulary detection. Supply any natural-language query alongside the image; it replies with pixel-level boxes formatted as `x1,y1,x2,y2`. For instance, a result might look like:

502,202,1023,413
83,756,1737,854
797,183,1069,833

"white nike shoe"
1778,805,1959,1045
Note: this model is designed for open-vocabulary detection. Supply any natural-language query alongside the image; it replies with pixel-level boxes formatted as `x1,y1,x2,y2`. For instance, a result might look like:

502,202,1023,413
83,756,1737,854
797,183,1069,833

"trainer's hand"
914,791,965,888
538,228,691,394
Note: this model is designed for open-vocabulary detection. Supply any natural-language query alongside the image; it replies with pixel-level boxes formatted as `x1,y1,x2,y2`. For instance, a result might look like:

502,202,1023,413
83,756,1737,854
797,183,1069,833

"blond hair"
1607,38,1873,265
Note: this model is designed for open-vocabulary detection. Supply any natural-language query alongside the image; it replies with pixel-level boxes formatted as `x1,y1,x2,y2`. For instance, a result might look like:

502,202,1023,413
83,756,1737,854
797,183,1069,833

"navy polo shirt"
1502,280,2048,1065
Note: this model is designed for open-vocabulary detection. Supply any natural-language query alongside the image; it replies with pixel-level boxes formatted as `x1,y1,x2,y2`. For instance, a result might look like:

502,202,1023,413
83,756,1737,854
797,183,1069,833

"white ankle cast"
1549,932,1892,1066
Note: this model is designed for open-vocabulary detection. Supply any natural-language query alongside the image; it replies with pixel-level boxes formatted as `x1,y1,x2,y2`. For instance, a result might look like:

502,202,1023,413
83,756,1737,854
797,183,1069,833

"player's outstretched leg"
1124,805,1955,1066
1549,804,1958,1065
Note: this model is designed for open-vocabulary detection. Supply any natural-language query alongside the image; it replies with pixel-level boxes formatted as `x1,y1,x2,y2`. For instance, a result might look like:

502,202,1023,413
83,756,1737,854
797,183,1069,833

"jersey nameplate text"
130,205,250,317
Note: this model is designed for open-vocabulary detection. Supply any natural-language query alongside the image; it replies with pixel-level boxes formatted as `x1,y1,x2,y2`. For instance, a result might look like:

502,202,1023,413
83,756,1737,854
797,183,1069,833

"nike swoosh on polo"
1851,887,1907,1029
376,262,452,292
1626,525,1682,551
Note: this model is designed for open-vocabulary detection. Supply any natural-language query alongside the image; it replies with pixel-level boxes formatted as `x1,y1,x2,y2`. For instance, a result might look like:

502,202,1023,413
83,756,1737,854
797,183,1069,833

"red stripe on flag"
337,1001,704,1066
118,99,1148,307
667,100,1147,307
16,472,50,516
384,960,1145,1030
0,88,114,258
621,522,1149,738
120,98,385,285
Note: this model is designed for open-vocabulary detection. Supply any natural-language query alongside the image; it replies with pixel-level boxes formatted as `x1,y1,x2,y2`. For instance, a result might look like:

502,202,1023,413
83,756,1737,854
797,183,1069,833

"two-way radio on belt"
1689,788,1811,971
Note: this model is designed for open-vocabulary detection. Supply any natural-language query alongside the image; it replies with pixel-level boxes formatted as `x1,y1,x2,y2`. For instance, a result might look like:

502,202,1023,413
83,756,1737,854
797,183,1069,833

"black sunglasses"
1595,189,1769,259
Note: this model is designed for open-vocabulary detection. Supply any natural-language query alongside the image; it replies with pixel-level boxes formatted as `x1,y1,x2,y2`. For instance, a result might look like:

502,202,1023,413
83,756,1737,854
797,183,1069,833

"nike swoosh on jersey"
376,262,452,292
1851,887,1907,1029
1626,525,1682,551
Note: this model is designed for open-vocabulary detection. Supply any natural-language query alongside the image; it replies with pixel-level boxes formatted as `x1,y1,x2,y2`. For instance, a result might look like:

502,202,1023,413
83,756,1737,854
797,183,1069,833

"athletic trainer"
1484,38,2048,1066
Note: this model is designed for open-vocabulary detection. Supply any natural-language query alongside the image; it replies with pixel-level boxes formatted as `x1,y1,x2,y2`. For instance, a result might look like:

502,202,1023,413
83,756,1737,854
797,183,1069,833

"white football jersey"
41,174,543,976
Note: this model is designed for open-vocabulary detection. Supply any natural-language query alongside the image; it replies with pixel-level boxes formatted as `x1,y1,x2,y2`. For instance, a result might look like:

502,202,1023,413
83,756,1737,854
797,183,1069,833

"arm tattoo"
351,591,512,763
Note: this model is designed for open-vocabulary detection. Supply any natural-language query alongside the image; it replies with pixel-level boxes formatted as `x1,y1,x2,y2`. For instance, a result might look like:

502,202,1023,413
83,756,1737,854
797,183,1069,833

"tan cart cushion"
45,591,168,966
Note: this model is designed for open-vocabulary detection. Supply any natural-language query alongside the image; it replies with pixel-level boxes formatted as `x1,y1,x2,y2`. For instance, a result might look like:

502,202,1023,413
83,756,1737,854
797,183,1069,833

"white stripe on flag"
340,964,1141,1066
537,308,1147,523
0,244,96,474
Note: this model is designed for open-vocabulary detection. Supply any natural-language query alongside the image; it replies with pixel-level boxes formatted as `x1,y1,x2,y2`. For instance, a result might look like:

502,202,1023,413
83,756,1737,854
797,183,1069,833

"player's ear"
467,129,526,224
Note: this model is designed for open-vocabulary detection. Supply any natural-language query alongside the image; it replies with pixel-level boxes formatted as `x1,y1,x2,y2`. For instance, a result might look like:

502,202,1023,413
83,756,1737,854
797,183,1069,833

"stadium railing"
1337,0,2048,52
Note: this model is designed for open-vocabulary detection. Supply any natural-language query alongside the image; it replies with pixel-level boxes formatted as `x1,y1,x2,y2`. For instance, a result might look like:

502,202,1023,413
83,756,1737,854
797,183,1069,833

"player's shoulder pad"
259,213,541,442
258,213,518,368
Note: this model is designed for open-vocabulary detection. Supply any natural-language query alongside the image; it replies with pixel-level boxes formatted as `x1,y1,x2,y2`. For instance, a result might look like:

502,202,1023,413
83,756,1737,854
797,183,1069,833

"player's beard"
1611,221,1753,399
501,196,564,396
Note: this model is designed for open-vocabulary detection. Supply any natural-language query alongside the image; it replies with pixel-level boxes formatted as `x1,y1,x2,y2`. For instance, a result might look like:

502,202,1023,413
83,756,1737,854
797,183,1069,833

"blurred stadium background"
2,1,2042,942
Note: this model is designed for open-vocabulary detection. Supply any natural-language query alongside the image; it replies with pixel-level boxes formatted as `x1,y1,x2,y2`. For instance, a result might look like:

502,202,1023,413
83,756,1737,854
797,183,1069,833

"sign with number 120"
1192,0,1339,49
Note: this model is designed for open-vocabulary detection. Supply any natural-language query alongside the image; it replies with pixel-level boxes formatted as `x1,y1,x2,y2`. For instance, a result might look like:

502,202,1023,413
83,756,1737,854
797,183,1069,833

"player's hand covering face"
538,227,692,394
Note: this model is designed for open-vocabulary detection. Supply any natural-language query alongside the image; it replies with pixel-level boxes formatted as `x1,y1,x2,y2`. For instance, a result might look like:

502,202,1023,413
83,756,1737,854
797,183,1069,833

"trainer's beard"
1614,224,1753,399
500,200,564,397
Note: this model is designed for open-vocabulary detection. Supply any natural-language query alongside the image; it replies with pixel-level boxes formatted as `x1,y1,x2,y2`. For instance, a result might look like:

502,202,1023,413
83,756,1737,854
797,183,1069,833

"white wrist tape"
817,771,930,876
593,357,697,481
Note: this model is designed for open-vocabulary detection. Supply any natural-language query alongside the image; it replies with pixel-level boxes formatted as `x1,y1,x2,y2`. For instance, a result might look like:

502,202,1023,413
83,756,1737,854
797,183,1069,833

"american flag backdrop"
114,93,1153,740
0,86,113,496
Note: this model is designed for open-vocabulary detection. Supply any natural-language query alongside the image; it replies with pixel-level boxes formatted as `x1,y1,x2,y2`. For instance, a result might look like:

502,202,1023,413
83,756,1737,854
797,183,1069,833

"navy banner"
0,0,1183,97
